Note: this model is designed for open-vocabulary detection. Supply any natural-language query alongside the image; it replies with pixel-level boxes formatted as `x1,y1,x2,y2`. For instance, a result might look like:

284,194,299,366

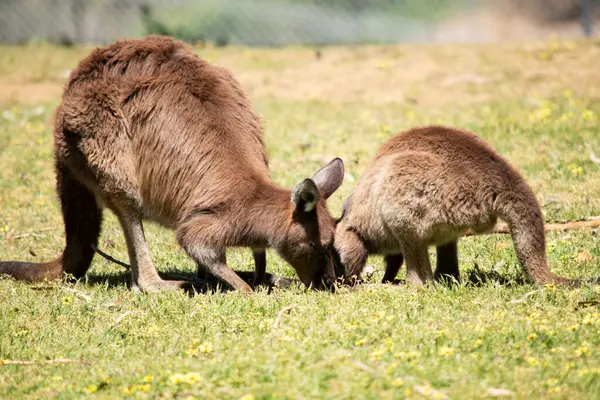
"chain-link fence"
0,0,597,46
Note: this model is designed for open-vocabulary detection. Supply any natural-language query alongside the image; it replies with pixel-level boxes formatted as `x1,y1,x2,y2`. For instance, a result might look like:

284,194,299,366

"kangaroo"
334,125,583,287
0,35,344,294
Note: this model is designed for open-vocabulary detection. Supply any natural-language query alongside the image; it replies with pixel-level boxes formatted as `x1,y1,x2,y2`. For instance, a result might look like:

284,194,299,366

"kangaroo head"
276,158,344,289
332,194,368,282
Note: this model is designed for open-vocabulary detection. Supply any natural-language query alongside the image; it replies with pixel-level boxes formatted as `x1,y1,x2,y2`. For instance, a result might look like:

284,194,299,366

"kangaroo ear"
340,194,353,219
311,158,345,200
291,178,320,212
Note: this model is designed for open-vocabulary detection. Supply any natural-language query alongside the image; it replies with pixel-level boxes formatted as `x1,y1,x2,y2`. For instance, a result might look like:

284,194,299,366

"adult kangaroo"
334,125,586,287
0,36,344,293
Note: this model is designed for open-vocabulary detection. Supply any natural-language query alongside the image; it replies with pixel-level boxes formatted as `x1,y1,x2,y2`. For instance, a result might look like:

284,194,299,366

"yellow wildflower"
527,333,537,341
186,348,198,356
392,378,405,387
567,164,584,177
85,385,98,393
376,61,391,70
258,319,274,330
122,384,151,394
199,342,213,354
579,367,600,377
575,343,589,357
564,361,575,372
525,357,539,366
62,296,73,304
438,347,455,357
548,386,565,394
582,109,597,121
169,372,202,385
371,348,386,360
582,314,593,326
545,378,559,387
436,329,449,338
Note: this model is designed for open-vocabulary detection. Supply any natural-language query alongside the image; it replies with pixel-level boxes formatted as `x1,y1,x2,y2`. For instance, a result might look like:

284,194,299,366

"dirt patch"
0,81,64,106
2,39,599,109
214,41,600,108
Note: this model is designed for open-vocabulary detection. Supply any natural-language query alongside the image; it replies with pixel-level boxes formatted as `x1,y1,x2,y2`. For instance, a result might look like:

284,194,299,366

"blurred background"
0,0,597,47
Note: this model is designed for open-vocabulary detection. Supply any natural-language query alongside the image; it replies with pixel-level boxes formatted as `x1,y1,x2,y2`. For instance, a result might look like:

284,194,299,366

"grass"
1,37,600,399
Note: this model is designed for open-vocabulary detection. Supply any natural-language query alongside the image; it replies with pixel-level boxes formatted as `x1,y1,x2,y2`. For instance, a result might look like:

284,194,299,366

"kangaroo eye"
309,242,327,255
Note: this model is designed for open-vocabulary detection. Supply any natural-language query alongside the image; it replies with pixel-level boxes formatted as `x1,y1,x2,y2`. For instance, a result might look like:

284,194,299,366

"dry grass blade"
30,286,57,291
12,232,46,240
9,227,54,240
115,311,132,325
350,360,379,376
63,287,92,301
509,290,541,304
484,387,515,397
0,358,90,366
272,305,297,329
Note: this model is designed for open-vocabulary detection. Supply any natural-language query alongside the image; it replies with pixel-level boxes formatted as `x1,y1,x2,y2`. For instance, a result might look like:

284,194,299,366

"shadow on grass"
365,265,529,288
83,269,298,295
462,264,528,287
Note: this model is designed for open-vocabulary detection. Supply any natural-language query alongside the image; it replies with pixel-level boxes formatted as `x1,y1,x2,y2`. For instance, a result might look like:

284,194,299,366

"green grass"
1,39,600,399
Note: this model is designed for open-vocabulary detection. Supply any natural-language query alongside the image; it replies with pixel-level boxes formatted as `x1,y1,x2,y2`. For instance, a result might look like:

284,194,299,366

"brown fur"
334,125,585,287
0,36,344,293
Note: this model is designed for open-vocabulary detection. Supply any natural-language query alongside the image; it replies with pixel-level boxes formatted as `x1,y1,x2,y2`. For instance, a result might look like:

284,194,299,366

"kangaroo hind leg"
402,244,433,286
58,83,184,292
382,254,404,283
434,240,460,285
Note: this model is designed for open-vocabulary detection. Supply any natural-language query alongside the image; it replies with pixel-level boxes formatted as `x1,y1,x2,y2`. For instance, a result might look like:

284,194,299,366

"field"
1,38,600,399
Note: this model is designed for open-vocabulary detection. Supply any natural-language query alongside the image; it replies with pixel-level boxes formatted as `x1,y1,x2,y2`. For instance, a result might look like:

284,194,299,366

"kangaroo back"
1,36,345,292
335,125,586,287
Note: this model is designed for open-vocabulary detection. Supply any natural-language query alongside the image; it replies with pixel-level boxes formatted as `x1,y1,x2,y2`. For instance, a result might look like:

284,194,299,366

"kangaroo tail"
0,259,63,282
0,164,102,282
496,182,580,286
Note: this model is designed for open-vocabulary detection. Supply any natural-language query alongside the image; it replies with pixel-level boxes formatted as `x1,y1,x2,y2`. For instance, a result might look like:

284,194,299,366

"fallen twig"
63,287,92,301
350,360,378,375
465,217,600,237
170,334,181,356
509,290,541,304
9,227,54,240
115,311,132,325
272,305,297,329
0,358,90,366
575,300,600,311
30,286,57,291
484,387,514,397
12,233,46,240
